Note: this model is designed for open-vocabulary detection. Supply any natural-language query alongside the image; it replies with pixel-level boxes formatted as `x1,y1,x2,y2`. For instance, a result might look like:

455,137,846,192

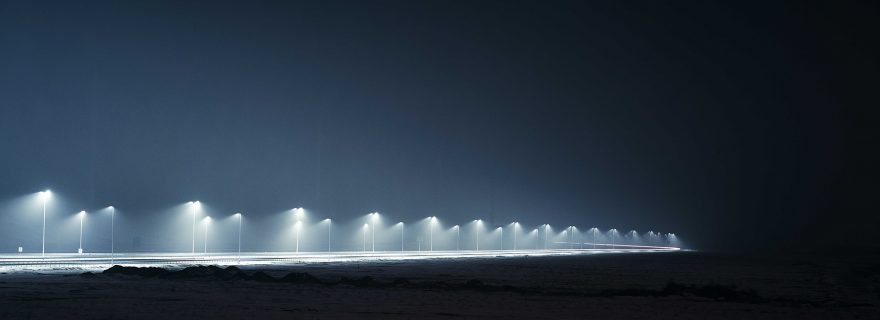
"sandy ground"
0,251,878,319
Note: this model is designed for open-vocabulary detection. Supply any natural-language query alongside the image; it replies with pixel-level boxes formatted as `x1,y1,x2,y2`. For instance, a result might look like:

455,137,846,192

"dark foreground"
0,251,878,319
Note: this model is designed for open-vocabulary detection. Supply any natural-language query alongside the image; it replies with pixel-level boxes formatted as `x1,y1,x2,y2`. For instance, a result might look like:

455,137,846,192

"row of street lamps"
26,191,676,256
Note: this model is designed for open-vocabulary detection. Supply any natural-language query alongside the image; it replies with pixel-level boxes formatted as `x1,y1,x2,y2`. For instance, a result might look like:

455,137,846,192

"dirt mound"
102,265,170,277
93,265,321,283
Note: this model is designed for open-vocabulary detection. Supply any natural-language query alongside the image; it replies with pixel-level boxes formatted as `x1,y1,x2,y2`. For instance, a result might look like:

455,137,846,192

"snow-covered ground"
0,250,877,319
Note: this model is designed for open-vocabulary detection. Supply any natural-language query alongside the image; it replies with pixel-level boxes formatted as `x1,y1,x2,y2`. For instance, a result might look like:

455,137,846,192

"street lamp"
108,206,115,264
78,211,86,254
474,219,482,251
569,226,574,249
203,216,211,254
189,201,201,255
544,224,550,250
512,222,518,250
369,212,378,252
454,225,460,250
235,213,242,264
429,216,436,251
610,228,618,249
325,219,332,252
399,222,404,252
591,227,598,249
38,190,51,257
293,208,304,253
668,233,678,247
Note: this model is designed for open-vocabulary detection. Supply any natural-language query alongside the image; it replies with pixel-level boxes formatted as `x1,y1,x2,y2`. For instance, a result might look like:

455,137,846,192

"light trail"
0,246,680,272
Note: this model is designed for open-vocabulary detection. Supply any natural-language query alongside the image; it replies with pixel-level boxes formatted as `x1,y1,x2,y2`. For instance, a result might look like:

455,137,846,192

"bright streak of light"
0,247,682,273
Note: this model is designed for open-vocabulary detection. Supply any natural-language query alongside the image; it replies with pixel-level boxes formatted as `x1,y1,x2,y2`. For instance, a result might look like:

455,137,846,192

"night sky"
1,1,876,251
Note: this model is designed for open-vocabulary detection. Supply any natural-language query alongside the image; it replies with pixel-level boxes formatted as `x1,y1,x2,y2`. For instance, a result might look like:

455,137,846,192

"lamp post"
38,190,51,257
544,224,549,250
293,208,303,253
235,213,242,264
429,216,436,251
203,217,211,254
513,222,518,250
326,219,332,252
611,229,617,249
109,206,115,264
78,211,85,254
592,228,598,249
454,225,460,250
475,220,481,251
190,201,200,255
569,226,574,249
399,222,404,252
370,212,377,252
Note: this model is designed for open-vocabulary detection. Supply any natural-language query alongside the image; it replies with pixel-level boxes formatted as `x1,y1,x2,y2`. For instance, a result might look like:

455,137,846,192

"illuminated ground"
0,245,678,272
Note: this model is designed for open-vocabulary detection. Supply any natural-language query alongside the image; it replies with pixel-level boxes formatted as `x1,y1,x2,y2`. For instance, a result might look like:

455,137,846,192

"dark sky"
0,0,876,251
